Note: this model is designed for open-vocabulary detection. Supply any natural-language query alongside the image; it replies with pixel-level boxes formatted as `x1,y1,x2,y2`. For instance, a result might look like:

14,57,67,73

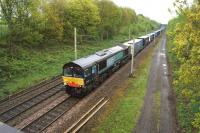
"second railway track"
0,75,61,105
21,96,80,133
65,97,108,133
0,76,62,114
0,82,63,123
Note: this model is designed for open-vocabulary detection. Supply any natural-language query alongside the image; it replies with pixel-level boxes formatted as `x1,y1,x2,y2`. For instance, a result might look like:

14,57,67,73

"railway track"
0,83,63,123
21,97,79,133
0,75,61,104
0,76,62,114
65,97,108,133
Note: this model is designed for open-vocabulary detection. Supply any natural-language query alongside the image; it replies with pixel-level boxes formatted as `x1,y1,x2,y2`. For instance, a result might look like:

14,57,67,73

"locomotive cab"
63,63,85,95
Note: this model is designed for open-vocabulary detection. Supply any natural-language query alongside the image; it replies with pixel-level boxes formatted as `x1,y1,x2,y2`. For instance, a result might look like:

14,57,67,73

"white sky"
112,0,177,24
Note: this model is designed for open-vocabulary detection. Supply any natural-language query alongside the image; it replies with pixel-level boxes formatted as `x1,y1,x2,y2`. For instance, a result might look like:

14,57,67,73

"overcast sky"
112,0,177,24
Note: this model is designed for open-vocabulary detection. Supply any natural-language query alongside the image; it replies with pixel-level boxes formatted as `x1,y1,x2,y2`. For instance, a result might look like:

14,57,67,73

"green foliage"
120,7,137,26
96,0,124,40
0,0,44,47
193,113,200,129
167,1,200,132
0,0,159,45
134,15,158,34
42,0,65,43
120,15,159,37
65,0,100,38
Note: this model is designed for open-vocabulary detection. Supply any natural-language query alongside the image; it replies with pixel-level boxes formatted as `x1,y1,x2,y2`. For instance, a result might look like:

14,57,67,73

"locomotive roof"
147,32,155,36
72,45,124,69
155,29,161,33
134,39,143,43
123,40,134,46
138,35,149,39
122,39,143,47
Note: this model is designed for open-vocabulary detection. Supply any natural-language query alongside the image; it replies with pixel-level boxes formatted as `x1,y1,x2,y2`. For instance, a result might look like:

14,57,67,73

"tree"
41,0,65,43
0,0,16,52
96,0,122,40
64,0,100,40
120,7,137,26
0,0,43,51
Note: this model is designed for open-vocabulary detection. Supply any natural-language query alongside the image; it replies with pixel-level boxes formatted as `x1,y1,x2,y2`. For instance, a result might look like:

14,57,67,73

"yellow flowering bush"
167,1,200,132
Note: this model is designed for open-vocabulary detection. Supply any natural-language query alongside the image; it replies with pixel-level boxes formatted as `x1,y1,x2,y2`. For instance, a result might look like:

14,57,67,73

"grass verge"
154,90,161,130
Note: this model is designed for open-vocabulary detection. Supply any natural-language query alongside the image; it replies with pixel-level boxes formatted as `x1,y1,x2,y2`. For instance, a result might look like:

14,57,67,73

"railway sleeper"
21,103,30,109
44,115,53,121
38,121,47,127
15,106,25,112
48,112,58,118
10,110,20,116
31,123,43,130
54,108,63,113
24,128,36,133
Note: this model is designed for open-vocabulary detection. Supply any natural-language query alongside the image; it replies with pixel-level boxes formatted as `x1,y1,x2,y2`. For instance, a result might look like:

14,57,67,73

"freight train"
62,28,164,97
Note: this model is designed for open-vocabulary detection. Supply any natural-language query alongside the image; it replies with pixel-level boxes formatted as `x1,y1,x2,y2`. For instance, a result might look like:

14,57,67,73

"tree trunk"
106,31,109,40
101,32,104,41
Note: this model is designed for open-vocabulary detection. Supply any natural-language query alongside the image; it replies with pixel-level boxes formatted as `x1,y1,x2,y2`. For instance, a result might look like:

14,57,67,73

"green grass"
0,35,128,99
94,44,154,133
154,90,161,130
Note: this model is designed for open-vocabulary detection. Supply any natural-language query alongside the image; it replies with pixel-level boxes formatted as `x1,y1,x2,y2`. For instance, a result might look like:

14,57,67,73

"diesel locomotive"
62,28,164,96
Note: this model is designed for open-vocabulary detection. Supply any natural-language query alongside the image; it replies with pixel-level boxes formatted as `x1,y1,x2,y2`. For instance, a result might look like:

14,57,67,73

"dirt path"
134,34,177,133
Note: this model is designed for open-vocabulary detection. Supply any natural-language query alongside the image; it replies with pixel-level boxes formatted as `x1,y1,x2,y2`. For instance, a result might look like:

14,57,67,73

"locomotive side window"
99,60,106,71
74,67,83,78
84,68,92,77
124,49,128,55
92,65,97,74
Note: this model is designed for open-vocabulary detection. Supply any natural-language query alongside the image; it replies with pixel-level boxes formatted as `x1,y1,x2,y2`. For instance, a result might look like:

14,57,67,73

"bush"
167,1,200,132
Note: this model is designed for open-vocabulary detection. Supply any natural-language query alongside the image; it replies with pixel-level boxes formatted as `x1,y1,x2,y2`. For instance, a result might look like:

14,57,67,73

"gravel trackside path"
134,34,177,133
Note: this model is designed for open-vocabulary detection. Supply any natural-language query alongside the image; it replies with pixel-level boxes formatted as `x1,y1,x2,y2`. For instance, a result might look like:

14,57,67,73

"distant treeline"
0,0,159,49
167,0,200,132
